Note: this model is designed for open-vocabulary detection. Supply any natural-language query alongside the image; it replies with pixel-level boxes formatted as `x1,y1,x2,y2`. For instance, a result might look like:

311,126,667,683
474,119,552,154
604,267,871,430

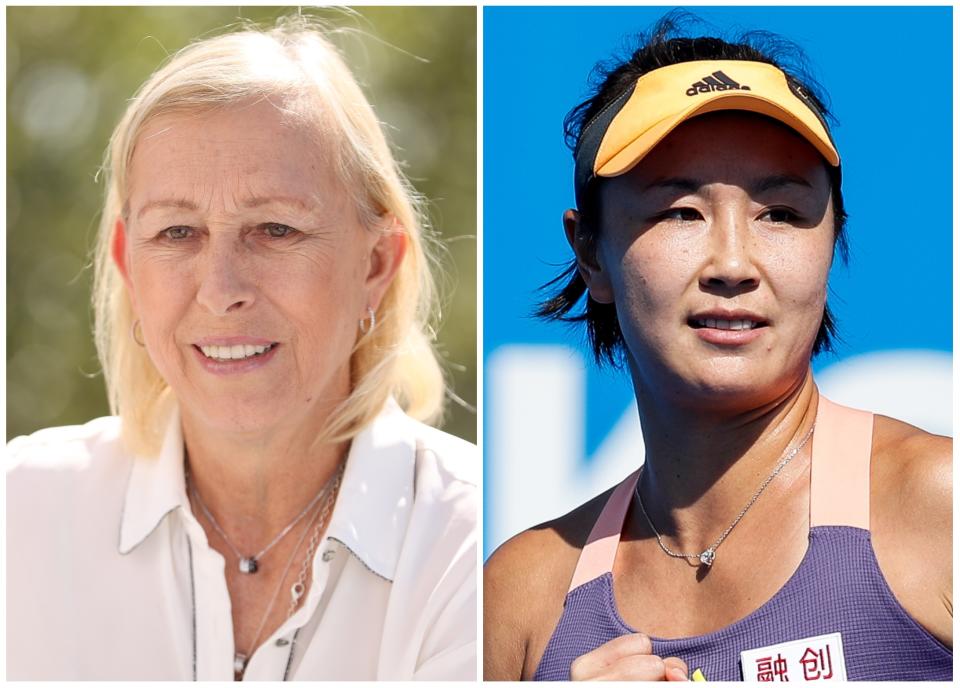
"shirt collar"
118,407,187,555
324,399,415,582
118,401,417,581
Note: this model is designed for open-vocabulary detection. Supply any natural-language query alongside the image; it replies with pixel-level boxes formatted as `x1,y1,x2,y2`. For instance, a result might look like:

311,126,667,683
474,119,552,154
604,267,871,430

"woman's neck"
632,369,819,554
179,406,348,549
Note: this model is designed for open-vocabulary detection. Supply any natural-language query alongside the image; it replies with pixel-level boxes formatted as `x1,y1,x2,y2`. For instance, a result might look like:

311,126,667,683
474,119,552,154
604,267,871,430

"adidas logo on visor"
686,70,751,96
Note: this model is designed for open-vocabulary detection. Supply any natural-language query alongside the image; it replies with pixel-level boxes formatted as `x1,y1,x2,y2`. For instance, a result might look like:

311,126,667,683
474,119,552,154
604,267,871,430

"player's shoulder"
6,416,132,555
486,485,613,582
871,414,951,521
7,416,127,478
869,414,952,646
377,400,478,490
483,484,618,679
408,415,478,488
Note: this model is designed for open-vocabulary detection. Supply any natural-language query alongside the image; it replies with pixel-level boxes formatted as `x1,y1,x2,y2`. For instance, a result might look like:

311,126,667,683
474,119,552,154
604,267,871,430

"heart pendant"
699,549,715,567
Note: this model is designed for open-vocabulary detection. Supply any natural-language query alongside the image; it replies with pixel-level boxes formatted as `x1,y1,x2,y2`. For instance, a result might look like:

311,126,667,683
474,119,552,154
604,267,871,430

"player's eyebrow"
752,174,814,194
136,198,199,220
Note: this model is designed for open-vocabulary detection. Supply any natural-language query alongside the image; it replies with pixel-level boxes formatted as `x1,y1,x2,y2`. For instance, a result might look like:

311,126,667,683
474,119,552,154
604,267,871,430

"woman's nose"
698,210,760,294
195,240,256,315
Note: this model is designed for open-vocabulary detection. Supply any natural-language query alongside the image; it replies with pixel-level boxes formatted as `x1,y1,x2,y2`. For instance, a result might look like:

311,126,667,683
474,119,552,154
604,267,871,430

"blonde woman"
7,18,477,681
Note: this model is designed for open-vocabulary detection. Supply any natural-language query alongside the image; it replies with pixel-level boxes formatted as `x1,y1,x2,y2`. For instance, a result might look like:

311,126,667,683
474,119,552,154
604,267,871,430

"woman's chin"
638,360,802,414
199,414,281,439
180,395,298,439
681,370,804,413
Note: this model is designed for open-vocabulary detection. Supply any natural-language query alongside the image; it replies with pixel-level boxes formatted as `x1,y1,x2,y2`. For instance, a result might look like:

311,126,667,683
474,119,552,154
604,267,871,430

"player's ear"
563,208,614,304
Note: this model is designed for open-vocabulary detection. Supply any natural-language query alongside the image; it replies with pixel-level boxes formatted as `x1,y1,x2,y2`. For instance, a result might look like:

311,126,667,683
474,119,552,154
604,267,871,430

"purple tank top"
533,398,952,681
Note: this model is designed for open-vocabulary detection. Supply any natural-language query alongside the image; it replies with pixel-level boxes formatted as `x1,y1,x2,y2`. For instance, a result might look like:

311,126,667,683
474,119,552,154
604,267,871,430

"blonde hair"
93,17,446,456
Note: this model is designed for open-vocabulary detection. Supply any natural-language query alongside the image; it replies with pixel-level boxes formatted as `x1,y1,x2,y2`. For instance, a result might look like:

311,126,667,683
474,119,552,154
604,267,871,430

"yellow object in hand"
691,668,707,681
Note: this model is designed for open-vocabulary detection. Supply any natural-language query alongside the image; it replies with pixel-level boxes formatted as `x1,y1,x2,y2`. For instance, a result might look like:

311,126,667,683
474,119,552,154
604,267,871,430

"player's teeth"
199,343,272,360
694,318,760,330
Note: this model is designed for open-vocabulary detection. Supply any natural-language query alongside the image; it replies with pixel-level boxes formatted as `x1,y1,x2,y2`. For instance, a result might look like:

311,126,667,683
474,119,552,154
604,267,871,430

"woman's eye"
162,226,193,240
762,207,799,223
661,207,703,222
261,223,296,238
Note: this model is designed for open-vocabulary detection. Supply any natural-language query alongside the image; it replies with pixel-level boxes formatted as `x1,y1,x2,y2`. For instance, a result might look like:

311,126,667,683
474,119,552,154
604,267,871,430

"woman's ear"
563,209,614,304
111,217,136,306
364,215,408,311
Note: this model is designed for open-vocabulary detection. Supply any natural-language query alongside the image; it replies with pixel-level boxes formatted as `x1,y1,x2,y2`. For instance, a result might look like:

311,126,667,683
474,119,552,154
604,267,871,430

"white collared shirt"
6,401,478,680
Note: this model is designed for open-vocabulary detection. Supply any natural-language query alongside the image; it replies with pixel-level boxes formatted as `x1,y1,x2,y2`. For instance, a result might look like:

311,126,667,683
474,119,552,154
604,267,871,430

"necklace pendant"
234,652,247,675
239,556,259,574
699,549,716,567
291,581,305,606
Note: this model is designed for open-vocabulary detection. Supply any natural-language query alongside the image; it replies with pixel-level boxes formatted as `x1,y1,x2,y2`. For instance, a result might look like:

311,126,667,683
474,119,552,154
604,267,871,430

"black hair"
537,11,848,367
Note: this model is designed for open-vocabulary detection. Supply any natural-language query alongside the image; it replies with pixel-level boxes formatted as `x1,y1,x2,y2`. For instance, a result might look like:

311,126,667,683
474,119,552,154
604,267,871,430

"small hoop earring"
358,306,376,335
131,319,145,347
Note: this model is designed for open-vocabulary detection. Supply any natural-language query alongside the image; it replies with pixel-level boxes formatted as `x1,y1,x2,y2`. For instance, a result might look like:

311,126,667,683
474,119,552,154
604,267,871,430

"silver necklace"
233,463,343,679
634,423,815,567
287,488,331,618
187,465,337,574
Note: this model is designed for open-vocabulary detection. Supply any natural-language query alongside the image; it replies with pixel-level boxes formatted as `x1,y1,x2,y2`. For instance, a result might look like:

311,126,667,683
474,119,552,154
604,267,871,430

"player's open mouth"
689,318,765,331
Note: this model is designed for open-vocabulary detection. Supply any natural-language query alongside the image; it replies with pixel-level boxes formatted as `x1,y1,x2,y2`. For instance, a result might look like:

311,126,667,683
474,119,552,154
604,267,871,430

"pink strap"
809,396,874,529
568,469,640,592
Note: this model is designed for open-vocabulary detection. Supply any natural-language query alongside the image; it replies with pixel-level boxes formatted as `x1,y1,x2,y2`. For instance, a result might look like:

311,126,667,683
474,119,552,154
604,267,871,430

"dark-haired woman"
483,22,952,682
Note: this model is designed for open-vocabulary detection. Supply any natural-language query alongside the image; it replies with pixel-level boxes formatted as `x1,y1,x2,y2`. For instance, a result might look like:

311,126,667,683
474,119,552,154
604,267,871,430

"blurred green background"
6,6,477,443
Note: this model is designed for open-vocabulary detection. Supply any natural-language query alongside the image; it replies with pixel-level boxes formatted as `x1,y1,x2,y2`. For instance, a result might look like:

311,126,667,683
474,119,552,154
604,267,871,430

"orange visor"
573,60,840,206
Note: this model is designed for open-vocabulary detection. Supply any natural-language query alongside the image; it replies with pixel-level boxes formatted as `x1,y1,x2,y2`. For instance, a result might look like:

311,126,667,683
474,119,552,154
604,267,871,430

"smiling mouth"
689,318,766,331
196,343,277,361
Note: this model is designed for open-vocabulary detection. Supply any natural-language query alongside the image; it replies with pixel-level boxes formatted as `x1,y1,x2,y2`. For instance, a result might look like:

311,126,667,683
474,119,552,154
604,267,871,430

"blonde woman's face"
116,101,403,437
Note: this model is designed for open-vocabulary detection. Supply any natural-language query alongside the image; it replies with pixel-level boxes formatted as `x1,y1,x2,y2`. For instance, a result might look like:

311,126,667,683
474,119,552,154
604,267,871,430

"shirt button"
322,549,336,562
275,638,290,647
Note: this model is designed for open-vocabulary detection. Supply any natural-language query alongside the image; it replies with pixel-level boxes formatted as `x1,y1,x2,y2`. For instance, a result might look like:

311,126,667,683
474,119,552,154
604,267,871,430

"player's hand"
570,633,689,681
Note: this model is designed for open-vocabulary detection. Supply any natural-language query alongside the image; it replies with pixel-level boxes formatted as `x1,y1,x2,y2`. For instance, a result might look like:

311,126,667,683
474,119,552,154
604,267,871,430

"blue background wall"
483,6,953,557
